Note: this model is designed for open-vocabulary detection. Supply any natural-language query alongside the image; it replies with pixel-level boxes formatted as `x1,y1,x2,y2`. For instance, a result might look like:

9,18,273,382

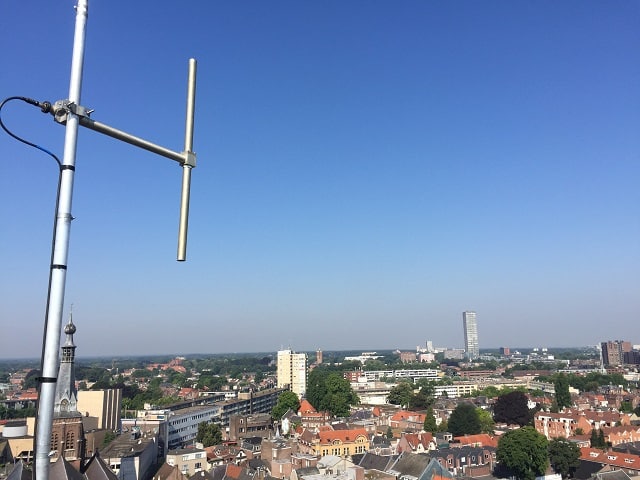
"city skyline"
1,2,638,358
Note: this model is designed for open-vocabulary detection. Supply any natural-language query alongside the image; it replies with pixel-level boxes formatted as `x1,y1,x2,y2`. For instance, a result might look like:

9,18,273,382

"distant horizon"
0,344,601,364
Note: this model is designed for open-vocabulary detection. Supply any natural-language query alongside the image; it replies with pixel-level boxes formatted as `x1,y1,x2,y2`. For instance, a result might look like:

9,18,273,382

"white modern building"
463,311,479,359
277,349,307,398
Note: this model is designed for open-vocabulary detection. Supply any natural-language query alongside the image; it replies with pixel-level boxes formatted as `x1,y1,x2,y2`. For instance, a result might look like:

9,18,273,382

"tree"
590,428,606,449
493,391,532,426
322,373,359,417
306,368,359,417
477,408,495,434
448,402,481,437
387,382,415,408
410,384,435,410
386,426,394,439
196,422,222,447
423,407,438,433
197,375,226,391
497,426,549,480
554,374,572,410
272,391,299,420
548,438,581,478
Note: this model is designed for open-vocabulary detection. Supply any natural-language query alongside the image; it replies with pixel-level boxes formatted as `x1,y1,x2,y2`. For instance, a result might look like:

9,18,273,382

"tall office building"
462,311,479,359
277,349,307,398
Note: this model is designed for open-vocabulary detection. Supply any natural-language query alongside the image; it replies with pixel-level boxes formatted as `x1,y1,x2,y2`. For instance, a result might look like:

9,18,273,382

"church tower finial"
55,312,78,414
51,309,86,463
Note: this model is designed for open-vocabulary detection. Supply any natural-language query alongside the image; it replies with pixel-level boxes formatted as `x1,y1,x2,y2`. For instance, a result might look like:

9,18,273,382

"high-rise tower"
462,311,479,359
277,349,307,398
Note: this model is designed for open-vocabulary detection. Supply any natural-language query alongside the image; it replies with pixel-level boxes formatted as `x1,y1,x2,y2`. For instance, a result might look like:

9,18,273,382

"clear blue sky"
1,1,638,358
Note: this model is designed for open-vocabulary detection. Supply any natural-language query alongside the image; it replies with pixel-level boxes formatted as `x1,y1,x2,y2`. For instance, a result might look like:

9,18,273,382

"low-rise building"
166,448,208,476
228,414,273,442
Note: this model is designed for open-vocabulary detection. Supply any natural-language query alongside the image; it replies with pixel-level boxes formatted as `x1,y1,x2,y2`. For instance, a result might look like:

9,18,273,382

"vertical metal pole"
33,1,87,479
177,58,197,261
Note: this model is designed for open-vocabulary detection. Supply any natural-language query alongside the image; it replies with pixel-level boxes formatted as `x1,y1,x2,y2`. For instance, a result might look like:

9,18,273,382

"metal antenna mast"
33,2,197,479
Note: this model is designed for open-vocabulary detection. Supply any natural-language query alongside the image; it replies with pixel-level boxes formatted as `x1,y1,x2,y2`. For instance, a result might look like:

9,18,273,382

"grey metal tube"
78,117,185,164
177,58,197,261
34,1,87,480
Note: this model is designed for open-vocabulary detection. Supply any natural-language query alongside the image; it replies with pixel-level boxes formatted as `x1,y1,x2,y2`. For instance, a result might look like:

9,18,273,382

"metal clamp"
51,100,94,125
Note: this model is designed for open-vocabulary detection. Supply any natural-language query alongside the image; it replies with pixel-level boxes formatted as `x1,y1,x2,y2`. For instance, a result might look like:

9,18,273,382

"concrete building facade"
463,311,479,359
277,350,307,398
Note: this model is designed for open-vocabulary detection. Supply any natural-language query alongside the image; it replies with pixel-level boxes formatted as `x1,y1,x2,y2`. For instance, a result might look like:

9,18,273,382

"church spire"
54,313,79,415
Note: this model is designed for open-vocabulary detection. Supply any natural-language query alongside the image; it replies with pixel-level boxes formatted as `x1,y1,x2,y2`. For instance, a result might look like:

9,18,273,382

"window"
65,432,75,450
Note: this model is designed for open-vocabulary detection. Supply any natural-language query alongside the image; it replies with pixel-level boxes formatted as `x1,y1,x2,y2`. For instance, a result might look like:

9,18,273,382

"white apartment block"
277,349,307,398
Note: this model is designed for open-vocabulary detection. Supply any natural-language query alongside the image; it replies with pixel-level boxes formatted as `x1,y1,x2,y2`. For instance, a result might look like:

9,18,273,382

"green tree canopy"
306,368,359,417
548,438,581,478
387,382,415,408
554,374,572,410
448,402,481,437
423,407,438,433
477,408,495,434
410,384,435,410
197,375,226,391
272,391,300,420
196,422,222,447
493,391,532,426
497,426,549,480
590,428,606,449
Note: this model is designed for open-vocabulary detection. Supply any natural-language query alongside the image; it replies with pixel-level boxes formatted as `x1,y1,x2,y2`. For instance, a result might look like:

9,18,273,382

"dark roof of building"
573,460,606,480
49,455,85,480
5,420,28,427
6,461,31,480
83,452,119,480
236,469,255,480
418,458,454,480
101,433,156,458
350,410,374,421
209,465,227,480
359,453,395,471
247,459,270,471
371,435,391,447
242,436,263,446
295,467,320,478
387,452,431,478
189,471,216,480
613,442,640,456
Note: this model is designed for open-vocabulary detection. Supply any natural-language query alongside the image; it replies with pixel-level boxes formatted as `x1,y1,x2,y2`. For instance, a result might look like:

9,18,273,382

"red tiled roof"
318,428,368,444
299,399,317,414
224,464,243,479
580,448,640,471
390,410,426,423
453,434,498,448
